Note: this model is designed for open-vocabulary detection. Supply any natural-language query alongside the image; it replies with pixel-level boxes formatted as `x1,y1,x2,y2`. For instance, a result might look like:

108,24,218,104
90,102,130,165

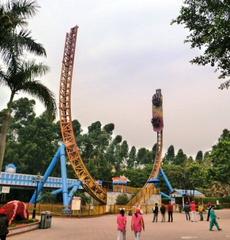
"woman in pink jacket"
131,208,145,240
117,209,127,240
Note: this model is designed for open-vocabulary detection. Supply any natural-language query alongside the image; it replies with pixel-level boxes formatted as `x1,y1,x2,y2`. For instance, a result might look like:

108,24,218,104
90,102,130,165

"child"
209,205,222,231
117,209,127,240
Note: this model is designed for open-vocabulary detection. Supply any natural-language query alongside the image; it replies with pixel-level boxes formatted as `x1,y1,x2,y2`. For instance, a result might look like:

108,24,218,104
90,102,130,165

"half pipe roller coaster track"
59,26,164,205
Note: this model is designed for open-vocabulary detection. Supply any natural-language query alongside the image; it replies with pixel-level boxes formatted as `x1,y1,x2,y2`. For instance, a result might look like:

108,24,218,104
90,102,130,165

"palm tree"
0,0,52,171
0,58,56,171
0,0,46,62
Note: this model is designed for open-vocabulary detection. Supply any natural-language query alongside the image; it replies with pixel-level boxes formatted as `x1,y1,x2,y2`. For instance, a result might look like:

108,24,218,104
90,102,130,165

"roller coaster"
59,26,165,206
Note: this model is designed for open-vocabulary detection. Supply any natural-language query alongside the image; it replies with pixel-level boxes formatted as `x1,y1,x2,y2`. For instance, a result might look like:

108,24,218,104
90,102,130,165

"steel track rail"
128,94,163,206
128,131,163,206
59,26,107,204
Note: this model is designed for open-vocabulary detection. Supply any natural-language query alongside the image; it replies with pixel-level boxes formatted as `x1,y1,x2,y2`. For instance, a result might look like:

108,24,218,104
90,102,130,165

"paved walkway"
9,209,230,240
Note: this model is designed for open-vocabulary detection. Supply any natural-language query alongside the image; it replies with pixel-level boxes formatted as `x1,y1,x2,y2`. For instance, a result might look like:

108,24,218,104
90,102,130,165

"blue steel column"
60,144,69,211
67,183,81,205
30,147,61,203
159,168,174,193
161,192,171,199
51,183,76,195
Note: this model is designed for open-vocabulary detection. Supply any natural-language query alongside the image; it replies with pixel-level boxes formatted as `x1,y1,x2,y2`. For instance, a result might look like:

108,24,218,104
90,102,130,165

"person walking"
209,205,222,231
190,201,197,222
160,204,166,222
131,208,145,240
117,209,127,240
183,202,191,221
167,201,173,222
0,209,9,240
206,202,212,221
152,203,159,222
198,203,204,221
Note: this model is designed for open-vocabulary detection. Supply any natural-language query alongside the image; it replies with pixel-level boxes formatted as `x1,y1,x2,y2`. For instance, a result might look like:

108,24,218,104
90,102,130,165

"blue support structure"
51,183,76,195
146,168,174,200
159,168,174,194
30,147,61,204
29,144,82,212
161,192,171,199
60,144,69,210
67,183,81,205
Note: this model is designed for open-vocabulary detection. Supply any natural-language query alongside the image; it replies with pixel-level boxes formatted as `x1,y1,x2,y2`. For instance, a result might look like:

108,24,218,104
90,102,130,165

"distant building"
112,176,130,193
112,176,130,185
171,189,205,198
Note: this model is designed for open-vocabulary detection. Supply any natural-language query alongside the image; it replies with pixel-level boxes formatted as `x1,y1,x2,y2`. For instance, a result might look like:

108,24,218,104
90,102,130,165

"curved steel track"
59,27,163,206
128,91,163,206
59,26,107,204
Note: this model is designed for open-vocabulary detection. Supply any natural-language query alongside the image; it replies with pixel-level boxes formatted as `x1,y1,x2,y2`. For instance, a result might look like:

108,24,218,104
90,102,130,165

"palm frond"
17,29,46,56
7,0,38,19
21,81,57,119
0,69,8,87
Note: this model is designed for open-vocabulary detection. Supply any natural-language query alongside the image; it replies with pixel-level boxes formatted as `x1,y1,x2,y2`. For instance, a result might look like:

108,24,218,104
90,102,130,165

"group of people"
116,201,174,240
117,208,144,240
183,201,222,231
117,201,222,240
152,202,173,223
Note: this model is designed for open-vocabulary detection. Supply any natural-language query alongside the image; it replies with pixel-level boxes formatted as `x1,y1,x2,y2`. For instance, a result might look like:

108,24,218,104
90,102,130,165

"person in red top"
167,201,173,222
131,208,145,240
117,209,127,240
190,201,197,222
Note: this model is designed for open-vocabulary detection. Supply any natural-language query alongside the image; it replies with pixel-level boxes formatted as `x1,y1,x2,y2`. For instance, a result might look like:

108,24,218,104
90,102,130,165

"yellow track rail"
59,26,107,204
128,92,163,206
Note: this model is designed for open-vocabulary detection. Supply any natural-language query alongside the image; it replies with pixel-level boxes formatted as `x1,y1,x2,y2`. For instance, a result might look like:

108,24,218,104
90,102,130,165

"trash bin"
40,211,52,229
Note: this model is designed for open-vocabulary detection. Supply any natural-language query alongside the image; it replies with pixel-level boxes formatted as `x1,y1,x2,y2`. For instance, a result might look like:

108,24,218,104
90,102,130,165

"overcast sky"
1,0,229,156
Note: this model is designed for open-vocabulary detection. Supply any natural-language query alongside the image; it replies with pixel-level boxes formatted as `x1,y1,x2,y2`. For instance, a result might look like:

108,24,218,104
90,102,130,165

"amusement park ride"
29,26,173,211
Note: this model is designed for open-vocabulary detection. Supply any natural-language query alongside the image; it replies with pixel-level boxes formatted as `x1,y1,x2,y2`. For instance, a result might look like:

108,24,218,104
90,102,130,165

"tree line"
1,97,230,197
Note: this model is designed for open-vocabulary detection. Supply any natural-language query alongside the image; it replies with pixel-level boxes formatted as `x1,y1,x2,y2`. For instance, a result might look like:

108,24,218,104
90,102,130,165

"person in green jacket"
209,205,222,231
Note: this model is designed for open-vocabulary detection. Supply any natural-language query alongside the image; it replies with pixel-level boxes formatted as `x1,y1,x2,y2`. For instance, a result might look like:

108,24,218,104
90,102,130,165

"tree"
81,121,115,181
0,0,51,171
136,148,152,165
174,149,187,165
195,150,203,162
3,98,59,174
164,145,175,163
0,0,46,62
116,193,129,205
172,0,230,89
121,164,152,187
127,146,136,168
209,129,230,184
0,59,56,170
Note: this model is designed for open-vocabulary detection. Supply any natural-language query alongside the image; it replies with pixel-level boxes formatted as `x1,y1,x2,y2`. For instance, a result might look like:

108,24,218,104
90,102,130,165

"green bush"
40,192,58,204
199,196,230,204
74,192,91,205
116,194,129,205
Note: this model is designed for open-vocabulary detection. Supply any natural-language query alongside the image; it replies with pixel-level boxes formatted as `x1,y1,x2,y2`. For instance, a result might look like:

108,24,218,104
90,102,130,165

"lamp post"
32,175,42,219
